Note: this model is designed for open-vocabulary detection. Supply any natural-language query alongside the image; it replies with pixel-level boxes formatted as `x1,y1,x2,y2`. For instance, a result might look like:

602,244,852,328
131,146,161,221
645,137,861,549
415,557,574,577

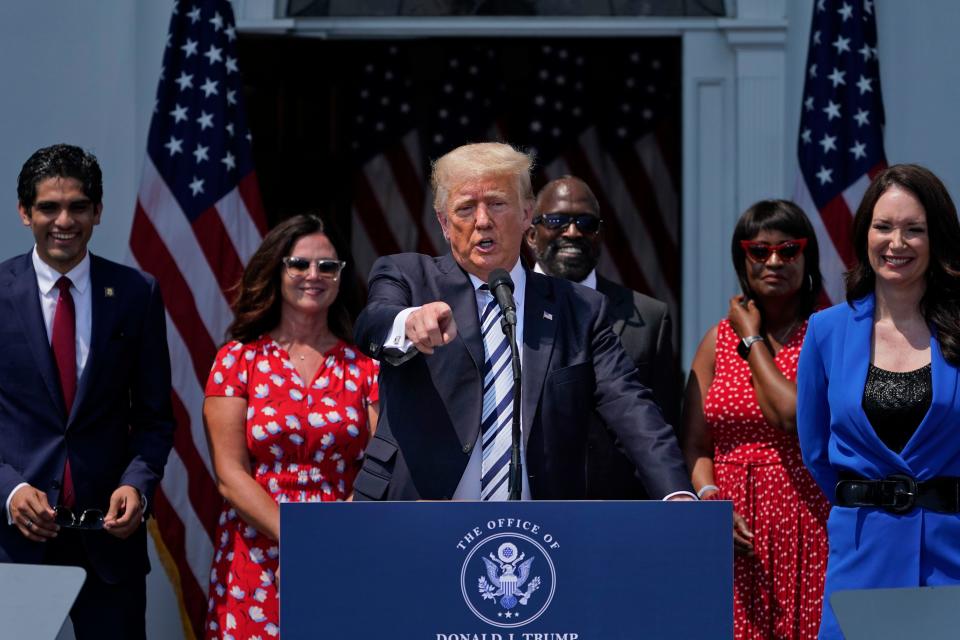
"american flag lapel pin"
104,287,115,298
543,311,553,321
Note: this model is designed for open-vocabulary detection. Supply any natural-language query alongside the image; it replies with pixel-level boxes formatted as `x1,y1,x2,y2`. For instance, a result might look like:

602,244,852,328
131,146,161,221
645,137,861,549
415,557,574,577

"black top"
862,363,932,453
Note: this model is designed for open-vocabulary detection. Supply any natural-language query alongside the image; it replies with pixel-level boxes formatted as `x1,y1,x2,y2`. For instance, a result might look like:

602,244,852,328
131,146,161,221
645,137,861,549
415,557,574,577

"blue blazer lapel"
8,254,66,416
900,331,960,472
71,256,116,425
521,272,557,431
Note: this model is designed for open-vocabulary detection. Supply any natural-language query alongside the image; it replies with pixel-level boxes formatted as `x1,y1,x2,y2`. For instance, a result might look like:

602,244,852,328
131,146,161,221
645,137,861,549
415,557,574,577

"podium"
0,563,85,640
832,585,960,640
281,500,732,639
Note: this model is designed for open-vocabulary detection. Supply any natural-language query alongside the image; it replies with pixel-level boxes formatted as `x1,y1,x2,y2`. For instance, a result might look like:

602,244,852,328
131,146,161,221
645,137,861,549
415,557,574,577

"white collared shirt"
32,247,93,377
533,263,597,290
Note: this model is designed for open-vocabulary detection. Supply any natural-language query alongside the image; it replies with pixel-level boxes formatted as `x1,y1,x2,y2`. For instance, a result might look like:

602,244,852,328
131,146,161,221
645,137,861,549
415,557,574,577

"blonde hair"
431,142,534,212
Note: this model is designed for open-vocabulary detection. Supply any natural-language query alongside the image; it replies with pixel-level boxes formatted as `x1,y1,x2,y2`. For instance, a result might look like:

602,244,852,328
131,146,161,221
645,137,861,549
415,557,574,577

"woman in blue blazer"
798,164,960,639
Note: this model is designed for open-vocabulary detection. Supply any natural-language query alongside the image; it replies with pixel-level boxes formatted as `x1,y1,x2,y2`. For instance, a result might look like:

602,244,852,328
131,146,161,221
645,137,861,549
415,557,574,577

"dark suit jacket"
587,275,678,499
0,252,175,584
352,253,690,501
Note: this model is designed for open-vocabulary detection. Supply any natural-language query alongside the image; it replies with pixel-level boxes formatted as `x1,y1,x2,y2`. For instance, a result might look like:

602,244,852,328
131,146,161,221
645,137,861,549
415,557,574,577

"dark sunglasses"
54,506,104,530
740,238,807,264
532,213,602,235
282,257,347,280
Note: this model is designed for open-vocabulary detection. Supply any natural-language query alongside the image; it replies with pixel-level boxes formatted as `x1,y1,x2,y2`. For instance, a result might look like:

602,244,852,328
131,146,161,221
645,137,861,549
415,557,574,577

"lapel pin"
104,287,115,298
543,311,553,321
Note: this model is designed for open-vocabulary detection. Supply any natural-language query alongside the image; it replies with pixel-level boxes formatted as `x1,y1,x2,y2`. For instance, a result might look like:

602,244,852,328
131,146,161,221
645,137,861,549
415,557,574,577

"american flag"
347,40,681,338
128,1,266,637
794,0,886,303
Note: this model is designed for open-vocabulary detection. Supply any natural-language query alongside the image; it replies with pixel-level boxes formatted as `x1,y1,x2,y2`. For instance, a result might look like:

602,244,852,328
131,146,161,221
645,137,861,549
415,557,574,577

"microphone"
487,269,517,326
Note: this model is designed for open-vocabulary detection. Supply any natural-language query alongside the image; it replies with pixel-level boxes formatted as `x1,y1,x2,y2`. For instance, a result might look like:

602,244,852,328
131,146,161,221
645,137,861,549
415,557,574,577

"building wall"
1,1,959,637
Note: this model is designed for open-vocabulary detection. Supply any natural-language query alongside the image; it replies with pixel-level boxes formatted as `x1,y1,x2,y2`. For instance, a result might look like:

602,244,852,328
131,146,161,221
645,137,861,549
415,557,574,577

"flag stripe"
562,145,654,296
171,392,220,538
192,206,245,300
152,487,209,638
130,205,218,386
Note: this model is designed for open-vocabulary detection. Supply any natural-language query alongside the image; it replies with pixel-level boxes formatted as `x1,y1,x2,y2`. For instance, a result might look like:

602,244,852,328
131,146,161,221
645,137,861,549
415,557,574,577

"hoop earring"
808,274,814,292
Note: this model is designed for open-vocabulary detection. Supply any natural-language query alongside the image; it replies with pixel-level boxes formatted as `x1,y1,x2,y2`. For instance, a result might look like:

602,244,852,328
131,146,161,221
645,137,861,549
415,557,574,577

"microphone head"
487,269,514,293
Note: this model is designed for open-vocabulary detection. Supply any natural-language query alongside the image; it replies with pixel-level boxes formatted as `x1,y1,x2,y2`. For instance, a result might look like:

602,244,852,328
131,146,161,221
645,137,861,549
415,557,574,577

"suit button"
463,444,472,454
369,342,378,352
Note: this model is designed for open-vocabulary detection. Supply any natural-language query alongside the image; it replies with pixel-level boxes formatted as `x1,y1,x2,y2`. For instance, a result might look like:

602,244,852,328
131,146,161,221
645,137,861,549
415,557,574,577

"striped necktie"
478,287,515,501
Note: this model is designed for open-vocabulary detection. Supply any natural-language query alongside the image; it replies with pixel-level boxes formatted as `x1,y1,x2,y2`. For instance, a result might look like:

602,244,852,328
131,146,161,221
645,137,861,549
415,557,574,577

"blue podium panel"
281,501,732,639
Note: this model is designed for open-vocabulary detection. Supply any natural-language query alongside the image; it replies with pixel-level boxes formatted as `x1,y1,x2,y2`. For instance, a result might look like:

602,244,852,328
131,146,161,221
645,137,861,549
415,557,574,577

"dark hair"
226,214,353,344
846,164,960,366
731,199,823,320
17,144,103,208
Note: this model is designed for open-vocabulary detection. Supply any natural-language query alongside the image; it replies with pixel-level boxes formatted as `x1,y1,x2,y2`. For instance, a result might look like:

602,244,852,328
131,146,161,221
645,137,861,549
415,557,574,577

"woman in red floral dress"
203,215,379,639
682,200,830,639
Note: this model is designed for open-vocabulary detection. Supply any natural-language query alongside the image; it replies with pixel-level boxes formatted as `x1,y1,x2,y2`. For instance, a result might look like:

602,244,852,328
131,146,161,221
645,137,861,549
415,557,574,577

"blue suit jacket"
352,253,691,501
0,252,175,584
798,294,960,639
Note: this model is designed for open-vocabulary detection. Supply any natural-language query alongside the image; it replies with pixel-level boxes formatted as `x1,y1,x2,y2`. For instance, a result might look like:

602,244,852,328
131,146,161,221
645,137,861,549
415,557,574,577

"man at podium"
352,142,692,502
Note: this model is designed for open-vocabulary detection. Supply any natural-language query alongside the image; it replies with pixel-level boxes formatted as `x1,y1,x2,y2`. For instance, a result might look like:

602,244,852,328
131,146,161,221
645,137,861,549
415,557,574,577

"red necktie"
52,276,76,508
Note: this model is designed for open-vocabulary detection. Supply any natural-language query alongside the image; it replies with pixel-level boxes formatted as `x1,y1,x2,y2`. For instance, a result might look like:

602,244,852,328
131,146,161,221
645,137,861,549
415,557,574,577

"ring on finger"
25,520,33,529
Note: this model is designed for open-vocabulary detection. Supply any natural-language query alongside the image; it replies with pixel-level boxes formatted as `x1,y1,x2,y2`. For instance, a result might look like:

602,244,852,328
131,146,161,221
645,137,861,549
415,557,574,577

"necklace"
770,318,800,344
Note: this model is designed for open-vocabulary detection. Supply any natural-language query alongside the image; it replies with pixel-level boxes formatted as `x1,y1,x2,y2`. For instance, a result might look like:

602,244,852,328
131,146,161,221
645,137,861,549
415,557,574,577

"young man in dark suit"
526,175,679,500
353,142,691,502
0,144,175,639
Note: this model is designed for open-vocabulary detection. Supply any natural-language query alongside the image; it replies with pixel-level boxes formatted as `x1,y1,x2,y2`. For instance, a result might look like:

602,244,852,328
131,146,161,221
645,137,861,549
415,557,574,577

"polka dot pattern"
202,336,379,639
704,320,829,640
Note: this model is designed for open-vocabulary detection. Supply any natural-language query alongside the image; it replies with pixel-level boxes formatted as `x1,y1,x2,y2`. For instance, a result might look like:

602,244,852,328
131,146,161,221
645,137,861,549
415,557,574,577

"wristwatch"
737,335,764,360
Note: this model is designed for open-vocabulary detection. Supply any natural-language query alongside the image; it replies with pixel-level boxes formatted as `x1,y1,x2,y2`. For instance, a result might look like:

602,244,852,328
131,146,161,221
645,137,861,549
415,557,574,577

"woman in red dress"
682,200,830,639
203,215,379,639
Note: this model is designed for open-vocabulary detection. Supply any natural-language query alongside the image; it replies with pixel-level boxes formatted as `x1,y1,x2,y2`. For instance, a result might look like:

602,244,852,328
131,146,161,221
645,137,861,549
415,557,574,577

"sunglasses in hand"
740,238,807,264
532,213,602,235
54,506,105,530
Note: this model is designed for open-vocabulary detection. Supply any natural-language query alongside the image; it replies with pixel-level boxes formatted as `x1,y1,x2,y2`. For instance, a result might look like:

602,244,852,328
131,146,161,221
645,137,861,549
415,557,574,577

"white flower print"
251,425,268,441
321,397,337,407
348,363,360,378
229,586,245,600
344,347,356,359
249,547,265,564
245,349,255,361
289,388,303,401
310,467,322,483
285,415,301,430
259,569,274,586
291,373,304,387
289,433,305,445
308,412,326,428
345,379,358,392
336,459,346,473
298,470,308,484
215,583,225,597
262,406,277,416
221,353,236,369
322,481,332,494
254,384,270,398
248,606,267,623
313,376,329,389
226,613,237,630
269,374,285,387
321,433,335,448
346,424,361,438
210,567,218,583
243,525,257,539
238,369,248,384
326,411,342,423
267,478,280,493
313,450,325,463
213,371,224,385
257,360,271,373
267,546,279,559
247,407,255,420
333,366,344,379
253,588,268,603
224,386,235,397
265,623,279,637
345,406,359,421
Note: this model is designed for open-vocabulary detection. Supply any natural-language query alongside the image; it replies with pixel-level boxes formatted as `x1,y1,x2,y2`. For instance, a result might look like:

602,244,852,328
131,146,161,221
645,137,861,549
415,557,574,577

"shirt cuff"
662,490,698,501
5,483,30,525
384,307,420,352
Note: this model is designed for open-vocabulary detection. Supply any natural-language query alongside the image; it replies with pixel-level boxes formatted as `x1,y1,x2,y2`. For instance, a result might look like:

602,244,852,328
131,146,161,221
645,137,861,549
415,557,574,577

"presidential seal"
460,532,556,628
